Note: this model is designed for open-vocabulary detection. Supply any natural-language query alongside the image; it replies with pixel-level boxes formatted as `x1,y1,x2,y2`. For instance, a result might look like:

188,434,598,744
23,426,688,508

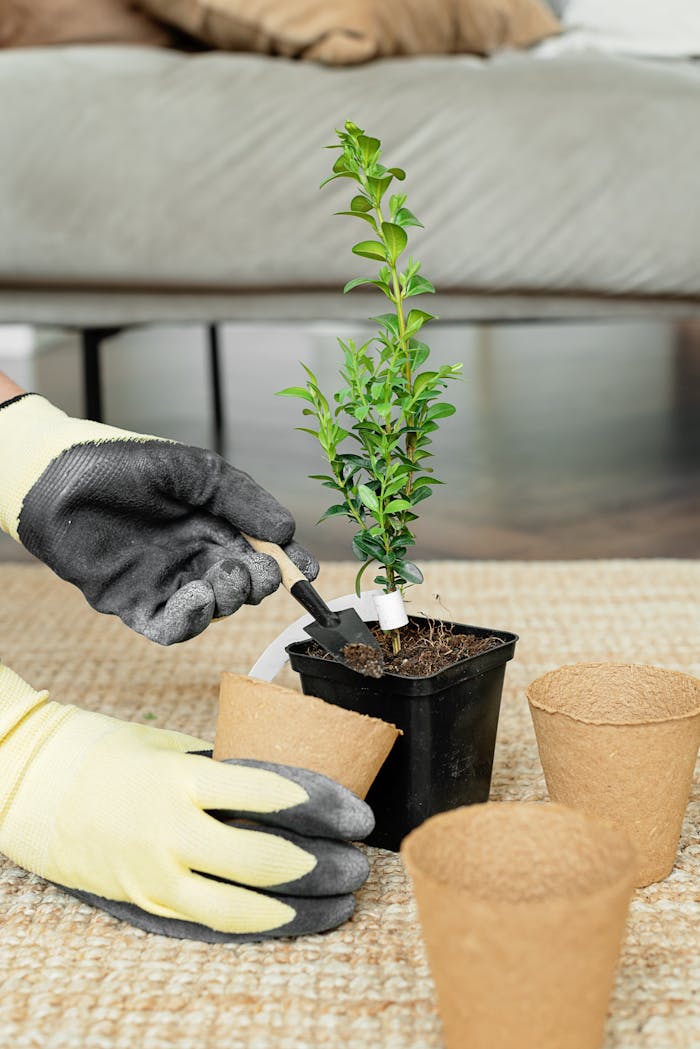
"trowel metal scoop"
243,535,384,678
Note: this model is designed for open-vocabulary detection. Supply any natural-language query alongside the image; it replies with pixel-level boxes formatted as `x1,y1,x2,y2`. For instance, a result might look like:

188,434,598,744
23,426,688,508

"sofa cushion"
138,0,559,64
0,0,175,49
0,46,699,302
543,0,700,58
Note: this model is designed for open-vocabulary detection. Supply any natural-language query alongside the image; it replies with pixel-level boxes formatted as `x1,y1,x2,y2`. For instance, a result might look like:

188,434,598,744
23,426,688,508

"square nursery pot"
287,617,518,850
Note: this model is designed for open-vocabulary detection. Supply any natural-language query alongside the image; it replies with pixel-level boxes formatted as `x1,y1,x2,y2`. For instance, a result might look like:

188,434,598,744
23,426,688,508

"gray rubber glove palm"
0,394,317,644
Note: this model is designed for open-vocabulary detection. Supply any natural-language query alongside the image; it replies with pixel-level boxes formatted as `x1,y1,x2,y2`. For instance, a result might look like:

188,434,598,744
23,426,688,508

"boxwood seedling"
278,121,461,652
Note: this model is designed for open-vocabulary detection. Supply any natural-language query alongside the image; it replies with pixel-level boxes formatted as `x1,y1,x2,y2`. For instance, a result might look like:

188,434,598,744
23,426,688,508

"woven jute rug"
0,560,698,1049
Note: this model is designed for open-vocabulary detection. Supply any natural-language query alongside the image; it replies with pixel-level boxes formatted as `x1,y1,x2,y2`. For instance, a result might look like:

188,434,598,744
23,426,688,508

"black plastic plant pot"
286,618,518,851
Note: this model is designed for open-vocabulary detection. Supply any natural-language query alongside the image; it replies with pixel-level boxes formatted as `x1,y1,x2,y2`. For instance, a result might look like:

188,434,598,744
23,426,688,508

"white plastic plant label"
373,589,409,631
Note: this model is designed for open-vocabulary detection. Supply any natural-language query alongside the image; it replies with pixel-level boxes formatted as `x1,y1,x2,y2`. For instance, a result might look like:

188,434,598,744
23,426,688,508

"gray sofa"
1,44,699,427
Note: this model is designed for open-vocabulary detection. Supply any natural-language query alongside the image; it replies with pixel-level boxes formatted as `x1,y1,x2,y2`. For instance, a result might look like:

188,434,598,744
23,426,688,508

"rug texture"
0,560,698,1049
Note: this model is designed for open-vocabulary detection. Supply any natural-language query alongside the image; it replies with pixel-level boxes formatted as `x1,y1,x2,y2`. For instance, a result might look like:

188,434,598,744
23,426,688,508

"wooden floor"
1,319,698,564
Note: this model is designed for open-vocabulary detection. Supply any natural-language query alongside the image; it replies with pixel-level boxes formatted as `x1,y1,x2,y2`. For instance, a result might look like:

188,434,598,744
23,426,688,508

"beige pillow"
0,0,176,49
138,0,560,64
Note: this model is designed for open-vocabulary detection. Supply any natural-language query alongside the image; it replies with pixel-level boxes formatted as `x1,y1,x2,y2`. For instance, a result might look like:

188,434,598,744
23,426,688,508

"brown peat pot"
528,662,700,886
287,617,517,850
402,802,636,1049
213,673,399,799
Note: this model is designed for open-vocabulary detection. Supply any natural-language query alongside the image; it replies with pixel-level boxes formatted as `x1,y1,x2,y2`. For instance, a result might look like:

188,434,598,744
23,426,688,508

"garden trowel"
242,535,384,678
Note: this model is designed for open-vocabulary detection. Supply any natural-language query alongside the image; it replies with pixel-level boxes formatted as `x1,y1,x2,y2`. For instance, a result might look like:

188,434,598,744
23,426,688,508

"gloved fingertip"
245,553,282,605
284,540,319,582
146,580,215,645
266,514,296,547
204,560,250,617
335,843,370,893
337,797,375,842
219,760,376,841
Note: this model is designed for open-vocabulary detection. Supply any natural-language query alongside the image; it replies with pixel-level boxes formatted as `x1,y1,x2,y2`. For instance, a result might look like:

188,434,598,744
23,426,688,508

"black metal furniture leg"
81,327,122,423
207,324,225,455
81,330,103,422
81,325,225,446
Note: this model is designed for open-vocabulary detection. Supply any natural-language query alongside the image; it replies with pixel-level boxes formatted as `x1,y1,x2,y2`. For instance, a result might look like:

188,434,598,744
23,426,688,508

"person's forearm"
0,372,26,404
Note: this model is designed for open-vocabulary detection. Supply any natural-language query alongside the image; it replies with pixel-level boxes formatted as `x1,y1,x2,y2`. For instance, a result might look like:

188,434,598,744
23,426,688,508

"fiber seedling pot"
213,673,399,799
287,618,517,850
528,663,700,887
402,802,636,1049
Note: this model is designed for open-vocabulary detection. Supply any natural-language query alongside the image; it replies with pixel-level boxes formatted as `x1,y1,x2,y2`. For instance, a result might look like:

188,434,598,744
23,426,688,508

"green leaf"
381,222,408,262
300,362,319,384
357,484,379,513
343,277,375,294
405,309,436,336
342,278,393,301
276,386,315,403
394,207,422,228
335,210,377,229
395,560,424,584
317,504,350,523
410,487,434,506
409,342,431,368
384,477,408,497
367,175,393,203
350,195,373,213
385,499,412,513
426,402,456,420
413,371,438,397
352,240,387,261
353,532,386,560
370,313,400,337
389,167,406,181
319,172,360,189
351,535,366,561
405,275,435,297
354,558,376,597
358,134,381,166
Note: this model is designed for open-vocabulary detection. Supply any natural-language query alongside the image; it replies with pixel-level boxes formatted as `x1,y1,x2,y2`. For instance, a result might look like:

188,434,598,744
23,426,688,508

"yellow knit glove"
0,663,372,941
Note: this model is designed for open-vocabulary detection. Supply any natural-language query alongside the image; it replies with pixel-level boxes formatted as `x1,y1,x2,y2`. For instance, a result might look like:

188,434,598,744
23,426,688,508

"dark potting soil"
342,642,384,679
313,620,503,678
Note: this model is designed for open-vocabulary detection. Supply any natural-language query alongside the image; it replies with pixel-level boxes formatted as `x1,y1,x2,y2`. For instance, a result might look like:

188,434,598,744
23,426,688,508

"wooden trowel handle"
241,533,339,629
241,534,306,589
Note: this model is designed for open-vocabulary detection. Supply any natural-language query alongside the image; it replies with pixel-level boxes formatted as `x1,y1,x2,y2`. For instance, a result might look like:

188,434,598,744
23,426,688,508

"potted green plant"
280,121,517,849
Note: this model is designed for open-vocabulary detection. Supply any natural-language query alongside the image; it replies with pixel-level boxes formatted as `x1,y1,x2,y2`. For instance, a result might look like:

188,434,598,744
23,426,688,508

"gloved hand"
0,393,317,644
0,661,373,942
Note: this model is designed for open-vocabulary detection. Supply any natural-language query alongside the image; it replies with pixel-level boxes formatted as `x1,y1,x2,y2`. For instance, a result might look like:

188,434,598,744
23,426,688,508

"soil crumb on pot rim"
402,803,636,903
528,663,700,726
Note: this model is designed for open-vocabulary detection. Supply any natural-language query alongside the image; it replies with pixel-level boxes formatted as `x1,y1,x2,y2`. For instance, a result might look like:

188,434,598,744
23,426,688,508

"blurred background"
2,318,698,563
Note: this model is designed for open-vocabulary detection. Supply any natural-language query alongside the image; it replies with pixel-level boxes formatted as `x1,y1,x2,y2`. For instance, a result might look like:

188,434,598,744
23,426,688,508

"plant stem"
374,205,416,482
